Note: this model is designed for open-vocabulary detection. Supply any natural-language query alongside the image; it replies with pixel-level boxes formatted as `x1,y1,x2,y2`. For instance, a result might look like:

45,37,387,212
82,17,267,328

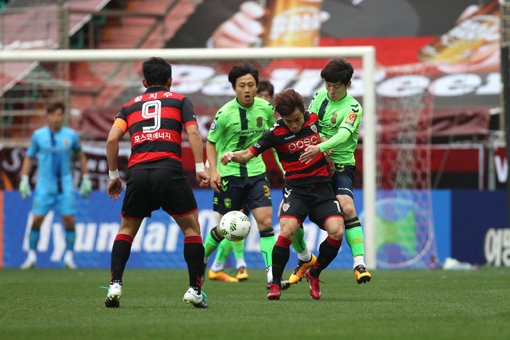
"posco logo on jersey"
288,135,319,152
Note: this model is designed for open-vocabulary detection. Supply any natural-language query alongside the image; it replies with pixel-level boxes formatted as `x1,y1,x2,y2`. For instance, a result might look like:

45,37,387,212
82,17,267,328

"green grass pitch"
1,267,509,339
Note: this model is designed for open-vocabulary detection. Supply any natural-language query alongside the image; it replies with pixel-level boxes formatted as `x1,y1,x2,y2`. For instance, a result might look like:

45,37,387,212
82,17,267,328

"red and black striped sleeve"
249,128,277,156
180,96,198,128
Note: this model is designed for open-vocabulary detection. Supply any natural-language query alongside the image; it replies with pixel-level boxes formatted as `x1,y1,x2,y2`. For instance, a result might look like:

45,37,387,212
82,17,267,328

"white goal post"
0,46,377,268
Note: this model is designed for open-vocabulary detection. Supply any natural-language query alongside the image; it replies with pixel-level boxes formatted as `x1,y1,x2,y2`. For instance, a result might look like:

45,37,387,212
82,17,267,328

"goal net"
3,47,435,269
374,63,439,268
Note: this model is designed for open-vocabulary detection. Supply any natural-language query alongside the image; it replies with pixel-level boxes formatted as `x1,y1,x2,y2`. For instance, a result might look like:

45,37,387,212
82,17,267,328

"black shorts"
332,164,356,198
213,173,272,215
279,182,343,229
121,167,197,219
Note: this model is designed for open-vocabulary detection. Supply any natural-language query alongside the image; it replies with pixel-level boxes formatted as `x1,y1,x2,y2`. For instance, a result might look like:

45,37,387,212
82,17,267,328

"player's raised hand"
79,174,92,198
19,175,31,199
299,145,321,164
107,178,122,200
210,1,264,48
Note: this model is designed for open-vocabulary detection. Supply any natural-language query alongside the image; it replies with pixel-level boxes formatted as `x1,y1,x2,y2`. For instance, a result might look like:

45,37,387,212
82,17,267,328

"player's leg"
212,239,233,271
278,191,315,285
251,206,275,285
105,167,148,308
306,195,344,299
21,190,53,269
288,226,316,284
161,173,207,308
204,227,238,281
283,196,313,270
333,165,371,283
339,195,371,283
174,211,208,308
267,217,300,300
232,205,249,280
205,175,236,258
58,183,78,268
20,214,45,269
106,217,143,308
210,240,248,282
110,218,142,282
61,215,77,269
305,216,343,300
209,238,239,282
247,174,275,286
203,223,223,258
232,239,248,280
204,176,239,282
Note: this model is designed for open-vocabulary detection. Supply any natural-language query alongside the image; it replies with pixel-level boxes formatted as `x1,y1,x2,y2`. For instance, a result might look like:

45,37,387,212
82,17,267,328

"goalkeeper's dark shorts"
279,182,343,229
121,167,197,219
332,164,356,198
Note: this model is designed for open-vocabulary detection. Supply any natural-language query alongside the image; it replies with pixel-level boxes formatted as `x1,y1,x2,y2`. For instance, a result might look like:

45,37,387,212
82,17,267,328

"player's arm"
77,148,92,198
21,155,32,177
318,127,353,152
299,128,351,164
301,110,360,164
266,107,285,174
222,129,275,165
186,123,210,188
106,118,126,200
19,133,38,199
19,155,33,199
272,148,285,175
320,107,362,153
206,140,221,193
206,108,225,193
221,149,255,165
78,151,89,175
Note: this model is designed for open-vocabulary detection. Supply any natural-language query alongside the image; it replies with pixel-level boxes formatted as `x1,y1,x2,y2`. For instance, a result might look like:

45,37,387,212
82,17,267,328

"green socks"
215,239,233,262
291,227,307,253
232,240,245,260
203,226,223,258
345,216,365,257
259,228,276,267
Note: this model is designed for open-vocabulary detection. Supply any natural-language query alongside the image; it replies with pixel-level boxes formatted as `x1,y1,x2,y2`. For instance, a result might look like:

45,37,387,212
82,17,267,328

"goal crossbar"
0,46,377,268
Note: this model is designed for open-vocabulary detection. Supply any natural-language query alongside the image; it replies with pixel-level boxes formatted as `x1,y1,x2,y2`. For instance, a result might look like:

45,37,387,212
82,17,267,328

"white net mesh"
375,63,439,268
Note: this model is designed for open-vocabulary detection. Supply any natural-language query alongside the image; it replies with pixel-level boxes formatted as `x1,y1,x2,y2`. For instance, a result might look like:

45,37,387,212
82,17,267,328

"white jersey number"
142,100,161,132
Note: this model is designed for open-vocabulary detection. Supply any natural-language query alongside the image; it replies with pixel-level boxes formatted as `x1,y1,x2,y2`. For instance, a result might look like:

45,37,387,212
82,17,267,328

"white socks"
210,260,225,272
297,247,312,262
353,255,365,269
236,258,247,270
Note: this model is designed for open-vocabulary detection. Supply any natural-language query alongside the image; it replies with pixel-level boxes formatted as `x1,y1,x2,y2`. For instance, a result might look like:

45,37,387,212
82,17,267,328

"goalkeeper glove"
19,175,31,200
80,174,92,198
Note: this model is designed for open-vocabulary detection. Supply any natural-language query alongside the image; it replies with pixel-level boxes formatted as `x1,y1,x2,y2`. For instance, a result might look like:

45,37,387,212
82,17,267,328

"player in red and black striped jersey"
104,57,210,308
221,89,345,300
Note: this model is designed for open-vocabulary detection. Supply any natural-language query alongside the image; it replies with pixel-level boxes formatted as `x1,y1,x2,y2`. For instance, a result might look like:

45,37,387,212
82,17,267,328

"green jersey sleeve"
319,109,362,152
207,109,225,145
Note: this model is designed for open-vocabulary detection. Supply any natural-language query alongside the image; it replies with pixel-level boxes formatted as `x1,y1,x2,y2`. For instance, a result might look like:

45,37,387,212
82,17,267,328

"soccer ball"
219,211,251,241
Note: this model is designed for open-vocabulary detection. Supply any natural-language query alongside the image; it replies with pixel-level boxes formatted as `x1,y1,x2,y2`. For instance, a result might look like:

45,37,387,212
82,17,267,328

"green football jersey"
309,88,362,165
208,97,275,177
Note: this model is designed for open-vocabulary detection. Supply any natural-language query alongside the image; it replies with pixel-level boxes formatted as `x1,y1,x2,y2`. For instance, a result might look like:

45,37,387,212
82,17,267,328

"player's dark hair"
47,102,65,114
320,58,354,85
257,80,274,97
228,60,259,87
274,89,304,117
142,57,172,86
